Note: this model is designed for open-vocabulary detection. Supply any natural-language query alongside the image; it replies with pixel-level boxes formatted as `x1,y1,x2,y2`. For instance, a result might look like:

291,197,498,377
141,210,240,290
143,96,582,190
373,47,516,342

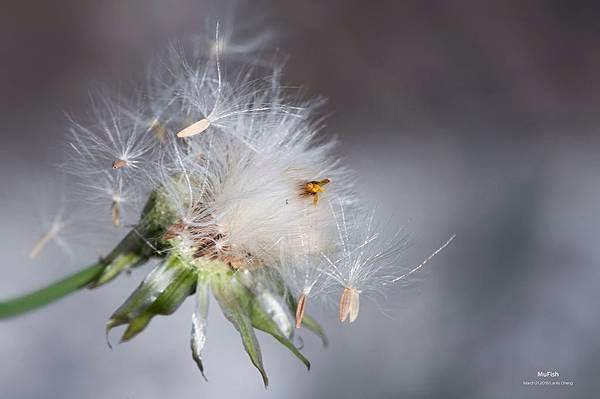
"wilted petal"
191,278,210,381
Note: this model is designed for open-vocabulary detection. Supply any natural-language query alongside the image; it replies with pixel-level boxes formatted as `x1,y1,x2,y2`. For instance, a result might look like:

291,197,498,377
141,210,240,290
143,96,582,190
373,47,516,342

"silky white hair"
62,22,448,323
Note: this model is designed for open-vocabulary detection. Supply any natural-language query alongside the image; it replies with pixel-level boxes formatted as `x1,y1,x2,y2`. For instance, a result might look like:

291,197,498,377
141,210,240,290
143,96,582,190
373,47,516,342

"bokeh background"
1,1,599,398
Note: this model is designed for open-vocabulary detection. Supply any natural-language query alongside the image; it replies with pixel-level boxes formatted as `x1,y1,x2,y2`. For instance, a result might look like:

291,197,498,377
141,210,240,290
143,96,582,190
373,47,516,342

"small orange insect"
303,178,331,207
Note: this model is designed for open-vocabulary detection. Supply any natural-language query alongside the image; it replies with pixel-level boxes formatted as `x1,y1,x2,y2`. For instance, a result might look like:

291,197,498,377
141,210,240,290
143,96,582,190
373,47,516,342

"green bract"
0,188,326,386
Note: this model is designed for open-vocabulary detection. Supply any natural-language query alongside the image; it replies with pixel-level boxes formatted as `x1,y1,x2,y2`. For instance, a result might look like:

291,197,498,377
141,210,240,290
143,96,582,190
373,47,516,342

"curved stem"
0,263,104,319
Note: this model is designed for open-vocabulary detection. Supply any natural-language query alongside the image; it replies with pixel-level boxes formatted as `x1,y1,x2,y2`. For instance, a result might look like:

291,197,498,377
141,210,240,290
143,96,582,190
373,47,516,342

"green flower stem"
0,189,175,320
0,227,153,320
0,262,104,319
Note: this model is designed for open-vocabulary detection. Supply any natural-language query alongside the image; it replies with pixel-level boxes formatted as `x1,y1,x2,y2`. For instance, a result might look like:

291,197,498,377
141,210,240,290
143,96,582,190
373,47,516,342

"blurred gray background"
1,1,600,398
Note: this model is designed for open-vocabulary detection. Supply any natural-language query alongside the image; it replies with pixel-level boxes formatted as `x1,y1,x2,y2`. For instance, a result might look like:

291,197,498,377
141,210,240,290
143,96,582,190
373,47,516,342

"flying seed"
112,159,127,169
295,293,307,328
29,226,59,259
339,287,360,323
111,201,121,227
176,118,211,138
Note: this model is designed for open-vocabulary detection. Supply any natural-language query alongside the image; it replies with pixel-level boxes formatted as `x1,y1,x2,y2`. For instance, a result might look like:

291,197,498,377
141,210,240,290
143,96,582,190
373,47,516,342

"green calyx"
0,186,328,386
92,189,178,287
106,253,197,343
210,269,318,387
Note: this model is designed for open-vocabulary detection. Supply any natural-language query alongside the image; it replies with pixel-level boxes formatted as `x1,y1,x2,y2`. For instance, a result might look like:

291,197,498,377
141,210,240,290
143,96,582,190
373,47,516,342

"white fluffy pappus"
26,173,109,261
65,92,165,227
278,216,336,328
158,25,307,150
29,203,75,260
66,93,160,179
320,201,456,323
60,22,451,334
160,90,355,270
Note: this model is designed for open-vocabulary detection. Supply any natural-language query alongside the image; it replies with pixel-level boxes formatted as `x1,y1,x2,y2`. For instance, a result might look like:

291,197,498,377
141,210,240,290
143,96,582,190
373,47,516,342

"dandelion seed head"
51,22,451,355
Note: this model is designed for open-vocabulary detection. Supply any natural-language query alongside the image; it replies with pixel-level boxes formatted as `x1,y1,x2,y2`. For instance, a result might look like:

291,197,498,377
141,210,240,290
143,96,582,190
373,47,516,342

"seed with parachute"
295,293,307,328
112,159,128,169
176,118,211,138
339,287,359,323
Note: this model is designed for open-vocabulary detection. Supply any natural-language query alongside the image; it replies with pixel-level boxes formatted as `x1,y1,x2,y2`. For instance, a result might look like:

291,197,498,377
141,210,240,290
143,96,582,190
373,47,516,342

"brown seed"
176,118,211,138
111,201,121,227
112,159,127,169
295,293,307,328
339,288,351,322
339,287,360,323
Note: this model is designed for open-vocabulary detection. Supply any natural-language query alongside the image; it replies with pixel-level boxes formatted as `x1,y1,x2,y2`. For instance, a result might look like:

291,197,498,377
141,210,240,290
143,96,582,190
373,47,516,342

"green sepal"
92,246,146,288
237,269,293,339
263,267,328,346
211,273,269,387
254,267,328,346
93,190,178,287
107,253,197,343
247,286,310,371
121,312,153,342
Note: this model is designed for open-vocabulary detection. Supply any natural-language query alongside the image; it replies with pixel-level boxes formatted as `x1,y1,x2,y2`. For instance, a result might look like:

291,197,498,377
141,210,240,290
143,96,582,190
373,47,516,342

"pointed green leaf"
93,250,145,287
107,254,196,342
121,312,153,342
258,266,327,346
212,273,269,387
238,270,293,339
252,267,327,346
247,290,310,370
